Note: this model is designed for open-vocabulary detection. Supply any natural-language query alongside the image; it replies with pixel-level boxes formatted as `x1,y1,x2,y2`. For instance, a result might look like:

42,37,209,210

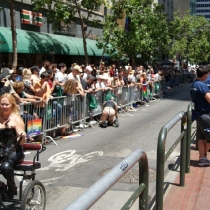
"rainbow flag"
143,83,147,98
62,133,84,139
27,119,42,137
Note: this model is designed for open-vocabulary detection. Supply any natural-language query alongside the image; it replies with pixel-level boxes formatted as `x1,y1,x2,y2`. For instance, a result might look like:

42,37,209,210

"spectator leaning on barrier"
33,71,52,107
83,65,93,80
190,66,210,166
0,68,21,104
39,60,51,77
30,66,40,86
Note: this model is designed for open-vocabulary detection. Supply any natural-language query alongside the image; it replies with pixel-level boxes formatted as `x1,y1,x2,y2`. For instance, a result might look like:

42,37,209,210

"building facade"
153,0,174,19
196,0,210,20
0,0,105,68
174,0,190,17
190,0,197,16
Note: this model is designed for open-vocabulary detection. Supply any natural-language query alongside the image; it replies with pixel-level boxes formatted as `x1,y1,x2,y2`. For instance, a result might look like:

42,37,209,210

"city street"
21,83,191,210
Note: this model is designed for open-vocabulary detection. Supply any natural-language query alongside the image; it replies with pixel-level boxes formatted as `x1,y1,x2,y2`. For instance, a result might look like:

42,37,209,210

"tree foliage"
97,0,170,66
33,0,105,64
168,13,210,64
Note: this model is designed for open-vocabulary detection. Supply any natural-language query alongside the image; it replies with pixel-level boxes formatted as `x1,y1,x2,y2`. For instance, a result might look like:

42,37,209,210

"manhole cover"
100,168,156,183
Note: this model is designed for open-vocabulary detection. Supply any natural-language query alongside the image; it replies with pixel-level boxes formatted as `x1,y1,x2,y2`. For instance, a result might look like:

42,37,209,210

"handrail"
186,102,193,173
64,149,149,210
156,111,187,210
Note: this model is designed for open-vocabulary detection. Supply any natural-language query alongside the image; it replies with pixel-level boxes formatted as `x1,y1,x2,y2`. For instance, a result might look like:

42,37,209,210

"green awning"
0,27,79,55
69,37,94,56
86,39,104,57
0,27,109,57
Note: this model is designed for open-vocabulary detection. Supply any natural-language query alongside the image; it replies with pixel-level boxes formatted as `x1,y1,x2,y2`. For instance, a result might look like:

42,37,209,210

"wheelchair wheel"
20,180,46,210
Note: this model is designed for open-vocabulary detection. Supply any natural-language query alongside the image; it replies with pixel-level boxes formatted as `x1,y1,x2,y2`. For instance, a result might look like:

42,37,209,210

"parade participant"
0,93,26,198
99,96,119,128
190,66,210,166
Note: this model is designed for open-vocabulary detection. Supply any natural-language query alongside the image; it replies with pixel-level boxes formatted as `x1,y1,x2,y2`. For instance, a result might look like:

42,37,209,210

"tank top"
104,100,115,109
0,128,22,157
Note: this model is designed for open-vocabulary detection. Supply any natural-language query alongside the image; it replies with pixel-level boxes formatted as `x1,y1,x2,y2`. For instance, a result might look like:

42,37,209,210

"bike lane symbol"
39,150,103,171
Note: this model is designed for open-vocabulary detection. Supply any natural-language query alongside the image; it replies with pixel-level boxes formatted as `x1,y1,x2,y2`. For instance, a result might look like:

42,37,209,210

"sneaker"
89,120,97,125
198,158,210,166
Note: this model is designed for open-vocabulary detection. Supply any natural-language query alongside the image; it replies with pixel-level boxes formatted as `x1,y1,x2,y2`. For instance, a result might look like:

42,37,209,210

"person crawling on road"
99,97,119,128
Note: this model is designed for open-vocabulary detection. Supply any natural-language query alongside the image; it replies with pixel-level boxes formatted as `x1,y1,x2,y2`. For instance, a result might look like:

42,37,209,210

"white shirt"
96,82,106,89
154,73,161,81
67,73,81,83
39,67,46,78
55,72,67,83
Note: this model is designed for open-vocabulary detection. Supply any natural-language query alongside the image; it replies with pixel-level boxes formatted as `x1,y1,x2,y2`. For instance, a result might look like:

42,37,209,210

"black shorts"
196,114,210,142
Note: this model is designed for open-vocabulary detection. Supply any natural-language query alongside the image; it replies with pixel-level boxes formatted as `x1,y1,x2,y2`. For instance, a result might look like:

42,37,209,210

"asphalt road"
18,83,192,210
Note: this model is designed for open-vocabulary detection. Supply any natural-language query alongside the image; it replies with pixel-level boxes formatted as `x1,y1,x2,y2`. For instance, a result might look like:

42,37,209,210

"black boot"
113,119,119,127
1,161,15,199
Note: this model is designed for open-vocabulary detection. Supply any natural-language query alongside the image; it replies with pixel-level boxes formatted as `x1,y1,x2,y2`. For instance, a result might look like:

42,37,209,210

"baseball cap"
30,66,40,71
85,66,93,72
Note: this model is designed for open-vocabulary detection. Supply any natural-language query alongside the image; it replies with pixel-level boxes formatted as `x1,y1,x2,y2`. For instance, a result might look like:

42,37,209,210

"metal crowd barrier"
156,111,187,210
64,149,149,210
19,100,44,143
21,82,165,145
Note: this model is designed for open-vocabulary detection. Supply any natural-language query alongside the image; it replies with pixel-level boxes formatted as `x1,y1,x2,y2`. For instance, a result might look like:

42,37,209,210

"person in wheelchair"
0,93,26,199
99,96,119,128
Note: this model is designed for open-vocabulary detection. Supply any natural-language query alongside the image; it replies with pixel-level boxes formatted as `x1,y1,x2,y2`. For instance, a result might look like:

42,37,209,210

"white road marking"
39,150,103,171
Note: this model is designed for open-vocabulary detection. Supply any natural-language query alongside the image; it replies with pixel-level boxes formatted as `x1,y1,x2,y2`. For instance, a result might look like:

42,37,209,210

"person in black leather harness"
190,66,210,166
99,97,119,128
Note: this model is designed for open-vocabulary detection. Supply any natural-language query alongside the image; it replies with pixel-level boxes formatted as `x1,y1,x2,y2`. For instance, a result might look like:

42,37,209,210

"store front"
0,27,105,68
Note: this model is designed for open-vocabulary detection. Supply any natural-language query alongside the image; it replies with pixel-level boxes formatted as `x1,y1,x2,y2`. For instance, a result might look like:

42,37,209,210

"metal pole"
156,126,167,210
180,115,186,186
64,149,148,210
186,103,192,173
139,154,149,210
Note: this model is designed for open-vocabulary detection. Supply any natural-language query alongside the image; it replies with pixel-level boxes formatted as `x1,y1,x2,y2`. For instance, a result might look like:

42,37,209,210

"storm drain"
100,168,156,183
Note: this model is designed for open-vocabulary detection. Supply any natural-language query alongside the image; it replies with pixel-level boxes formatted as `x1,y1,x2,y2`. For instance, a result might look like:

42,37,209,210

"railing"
156,111,187,210
64,149,149,210
19,77,192,146
186,102,193,173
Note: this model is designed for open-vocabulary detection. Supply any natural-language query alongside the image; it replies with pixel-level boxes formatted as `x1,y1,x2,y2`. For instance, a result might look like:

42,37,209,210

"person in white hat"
83,65,93,80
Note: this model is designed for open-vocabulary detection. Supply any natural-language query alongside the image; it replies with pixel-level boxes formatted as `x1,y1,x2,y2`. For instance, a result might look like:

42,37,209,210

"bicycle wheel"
20,180,46,210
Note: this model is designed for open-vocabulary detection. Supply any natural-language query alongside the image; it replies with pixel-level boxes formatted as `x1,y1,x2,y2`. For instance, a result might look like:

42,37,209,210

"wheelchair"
0,143,46,209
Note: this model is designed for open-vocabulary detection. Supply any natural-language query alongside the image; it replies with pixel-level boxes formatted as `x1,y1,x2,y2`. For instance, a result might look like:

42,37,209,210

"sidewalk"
163,145,210,210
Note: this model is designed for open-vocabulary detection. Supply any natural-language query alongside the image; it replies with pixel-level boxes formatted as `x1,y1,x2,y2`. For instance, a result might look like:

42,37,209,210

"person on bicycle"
0,93,26,198
99,97,119,128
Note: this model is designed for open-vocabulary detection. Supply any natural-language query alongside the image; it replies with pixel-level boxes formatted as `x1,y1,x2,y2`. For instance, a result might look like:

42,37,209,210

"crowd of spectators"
0,61,196,139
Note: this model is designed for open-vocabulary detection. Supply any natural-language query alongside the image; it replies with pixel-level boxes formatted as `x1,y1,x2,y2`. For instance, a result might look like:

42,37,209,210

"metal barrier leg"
45,135,58,146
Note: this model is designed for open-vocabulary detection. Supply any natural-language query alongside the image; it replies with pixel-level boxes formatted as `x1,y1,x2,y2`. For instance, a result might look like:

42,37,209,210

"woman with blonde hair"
0,93,26,199
22,68,34,95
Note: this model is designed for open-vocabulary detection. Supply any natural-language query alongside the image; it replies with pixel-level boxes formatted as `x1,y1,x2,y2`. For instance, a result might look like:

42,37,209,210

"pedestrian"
190,66,210,166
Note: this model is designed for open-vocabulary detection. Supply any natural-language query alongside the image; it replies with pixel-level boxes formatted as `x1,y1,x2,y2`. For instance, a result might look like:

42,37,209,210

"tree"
33,0,105,65
168,12,210,65
4,0,17,70
97,0,170,67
